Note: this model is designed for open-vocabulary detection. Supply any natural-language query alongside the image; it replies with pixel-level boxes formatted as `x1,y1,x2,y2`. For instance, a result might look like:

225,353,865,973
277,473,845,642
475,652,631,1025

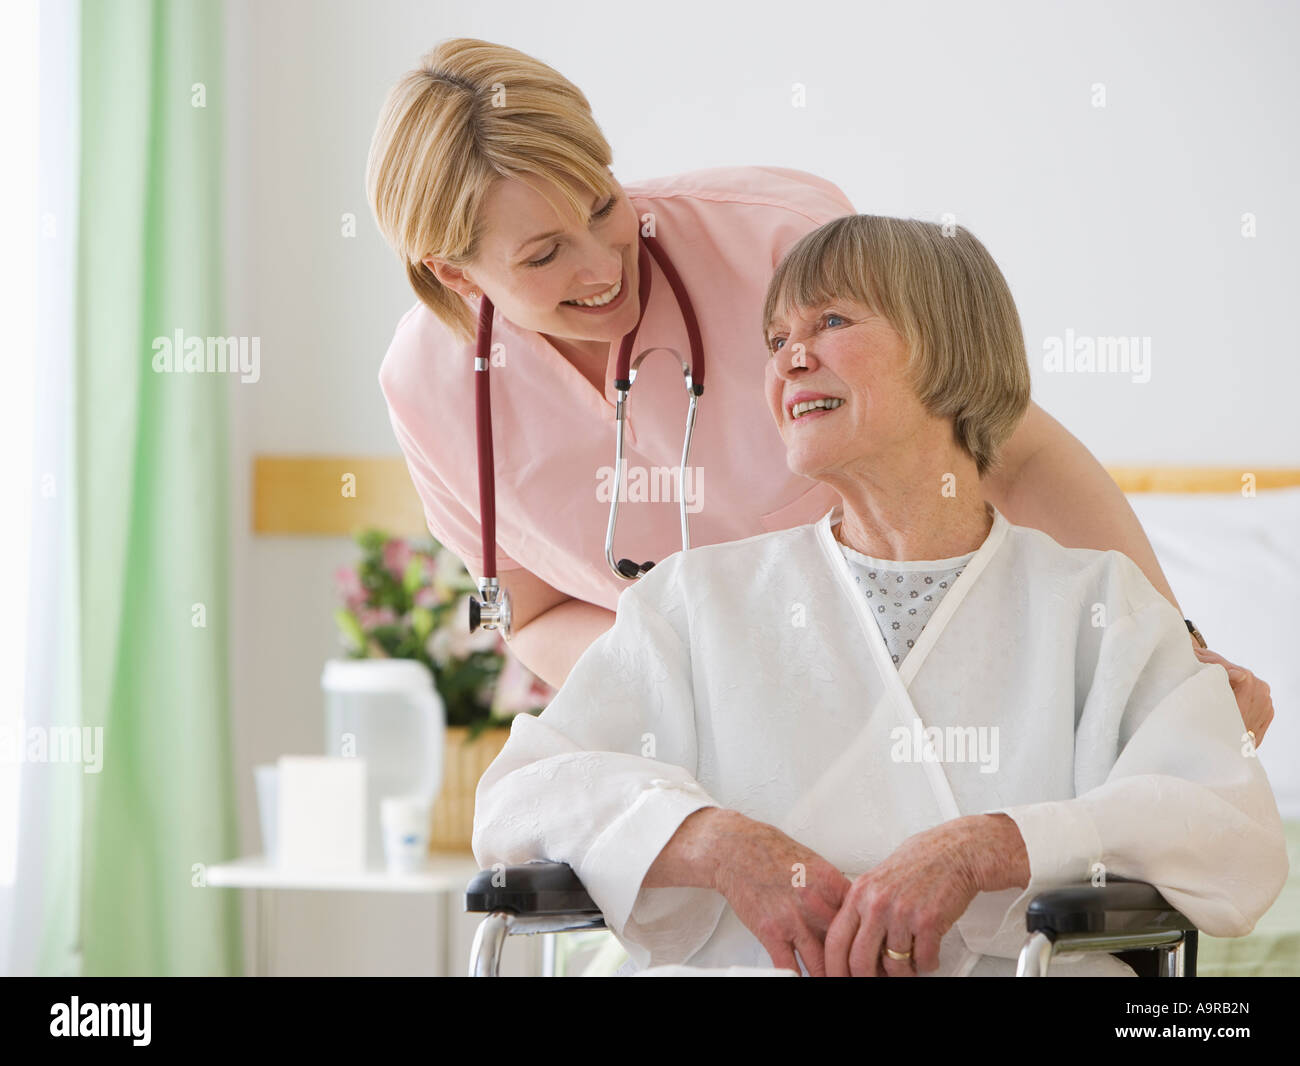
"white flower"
434,550,476,596
427,628,455,669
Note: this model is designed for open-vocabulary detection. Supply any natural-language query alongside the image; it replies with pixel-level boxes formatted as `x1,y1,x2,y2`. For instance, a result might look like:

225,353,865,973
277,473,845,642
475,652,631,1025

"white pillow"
1126,488,1300,817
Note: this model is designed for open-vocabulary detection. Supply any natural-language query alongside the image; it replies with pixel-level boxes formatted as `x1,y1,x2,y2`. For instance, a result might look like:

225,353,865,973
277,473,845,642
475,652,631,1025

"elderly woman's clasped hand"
704,811,852,976
824,813,1030,976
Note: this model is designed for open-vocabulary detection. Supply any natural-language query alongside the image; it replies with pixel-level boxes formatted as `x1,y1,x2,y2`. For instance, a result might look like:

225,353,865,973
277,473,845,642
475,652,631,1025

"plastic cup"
380,796,431,874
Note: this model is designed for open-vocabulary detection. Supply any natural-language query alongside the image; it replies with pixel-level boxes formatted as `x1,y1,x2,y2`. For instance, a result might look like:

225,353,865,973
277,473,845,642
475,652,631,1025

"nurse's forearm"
985,402,1181,613
505,599,615,690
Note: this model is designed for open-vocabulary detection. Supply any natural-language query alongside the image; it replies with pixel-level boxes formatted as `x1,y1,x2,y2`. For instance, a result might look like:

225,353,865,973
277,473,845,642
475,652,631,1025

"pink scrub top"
379,166,855,612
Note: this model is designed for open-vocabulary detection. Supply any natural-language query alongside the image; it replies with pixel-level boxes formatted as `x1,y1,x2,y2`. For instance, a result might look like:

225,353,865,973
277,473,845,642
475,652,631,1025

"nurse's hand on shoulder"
1194,646,1273,747
707,812,851,977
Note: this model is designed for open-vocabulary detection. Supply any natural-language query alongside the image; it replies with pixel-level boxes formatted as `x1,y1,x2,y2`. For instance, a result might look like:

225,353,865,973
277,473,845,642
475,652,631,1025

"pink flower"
413,586,442,609
528,671,555,704
491,649,553,718
334,565,366,611
356,605,398,630
382,538,413,581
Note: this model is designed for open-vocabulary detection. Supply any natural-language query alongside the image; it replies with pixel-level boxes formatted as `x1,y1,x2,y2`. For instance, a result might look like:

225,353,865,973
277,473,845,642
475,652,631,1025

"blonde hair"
365,39,616,344
761,216,1030,477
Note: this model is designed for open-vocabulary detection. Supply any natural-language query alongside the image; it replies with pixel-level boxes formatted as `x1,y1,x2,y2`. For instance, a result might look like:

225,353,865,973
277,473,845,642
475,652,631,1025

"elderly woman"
472,215,1288,977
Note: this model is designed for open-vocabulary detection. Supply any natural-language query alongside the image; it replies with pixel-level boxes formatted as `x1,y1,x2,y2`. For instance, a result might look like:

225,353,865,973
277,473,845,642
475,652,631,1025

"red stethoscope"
468,231,706,636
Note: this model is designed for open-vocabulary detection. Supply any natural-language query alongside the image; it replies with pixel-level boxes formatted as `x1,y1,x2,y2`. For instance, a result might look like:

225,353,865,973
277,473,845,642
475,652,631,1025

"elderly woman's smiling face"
763,299,942,484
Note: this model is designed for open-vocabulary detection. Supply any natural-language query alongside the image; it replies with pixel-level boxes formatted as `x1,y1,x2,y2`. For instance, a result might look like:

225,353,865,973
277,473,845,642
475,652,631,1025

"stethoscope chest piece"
469,576,511,637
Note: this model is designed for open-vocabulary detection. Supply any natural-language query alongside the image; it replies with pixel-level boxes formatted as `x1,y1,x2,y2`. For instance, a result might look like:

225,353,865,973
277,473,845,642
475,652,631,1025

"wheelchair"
465,861,1198,977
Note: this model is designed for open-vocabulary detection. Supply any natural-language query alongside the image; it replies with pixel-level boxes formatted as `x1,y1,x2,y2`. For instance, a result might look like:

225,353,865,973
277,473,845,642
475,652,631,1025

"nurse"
365,37,1272,741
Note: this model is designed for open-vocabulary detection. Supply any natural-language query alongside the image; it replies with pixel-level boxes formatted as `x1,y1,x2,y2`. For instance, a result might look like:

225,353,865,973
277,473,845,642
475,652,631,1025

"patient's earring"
468,289,479,300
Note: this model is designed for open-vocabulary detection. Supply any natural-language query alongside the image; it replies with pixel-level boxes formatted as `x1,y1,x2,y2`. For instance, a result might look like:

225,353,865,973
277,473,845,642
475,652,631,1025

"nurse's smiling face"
424,173,642,356
764,299,951,485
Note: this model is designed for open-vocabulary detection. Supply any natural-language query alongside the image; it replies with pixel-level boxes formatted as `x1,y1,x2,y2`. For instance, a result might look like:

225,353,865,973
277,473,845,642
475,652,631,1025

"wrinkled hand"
825,820,986,977
712,815,851,976
1194,645,1273,746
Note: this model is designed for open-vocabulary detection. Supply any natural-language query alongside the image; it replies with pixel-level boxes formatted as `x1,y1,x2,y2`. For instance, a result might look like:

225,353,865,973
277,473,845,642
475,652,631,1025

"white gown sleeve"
978,553,1288,948
471,584,729,969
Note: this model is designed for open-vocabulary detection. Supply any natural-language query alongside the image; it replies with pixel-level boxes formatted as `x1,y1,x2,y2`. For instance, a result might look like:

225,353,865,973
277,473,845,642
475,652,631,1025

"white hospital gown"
474,504,1289,976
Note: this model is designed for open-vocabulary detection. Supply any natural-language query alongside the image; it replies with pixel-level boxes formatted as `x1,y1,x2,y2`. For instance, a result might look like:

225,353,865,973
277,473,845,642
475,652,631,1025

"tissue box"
276,755,366,873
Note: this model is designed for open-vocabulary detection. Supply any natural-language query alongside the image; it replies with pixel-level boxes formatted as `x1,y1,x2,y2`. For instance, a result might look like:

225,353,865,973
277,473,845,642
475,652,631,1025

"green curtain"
72,0,241,975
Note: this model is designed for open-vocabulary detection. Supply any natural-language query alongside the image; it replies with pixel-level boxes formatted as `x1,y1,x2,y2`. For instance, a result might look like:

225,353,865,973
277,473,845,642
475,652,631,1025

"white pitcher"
321,659,445,867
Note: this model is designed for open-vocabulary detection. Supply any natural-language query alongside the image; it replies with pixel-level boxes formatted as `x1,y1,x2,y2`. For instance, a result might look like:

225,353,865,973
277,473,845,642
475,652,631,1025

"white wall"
223,0,1300,975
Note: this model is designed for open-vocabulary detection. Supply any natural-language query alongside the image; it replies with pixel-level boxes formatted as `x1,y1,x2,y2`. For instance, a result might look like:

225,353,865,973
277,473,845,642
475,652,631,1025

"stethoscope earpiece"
616,559,655,580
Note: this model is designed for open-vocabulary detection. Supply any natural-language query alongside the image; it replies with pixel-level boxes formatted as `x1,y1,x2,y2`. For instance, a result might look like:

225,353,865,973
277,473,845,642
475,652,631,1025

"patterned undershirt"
837,540,974,668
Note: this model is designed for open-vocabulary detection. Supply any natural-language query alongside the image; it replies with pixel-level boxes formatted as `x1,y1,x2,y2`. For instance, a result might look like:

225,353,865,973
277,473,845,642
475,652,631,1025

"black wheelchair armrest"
1026,877,1196,937
1022,877,1198,976
466,861,603,919
465,862,606,974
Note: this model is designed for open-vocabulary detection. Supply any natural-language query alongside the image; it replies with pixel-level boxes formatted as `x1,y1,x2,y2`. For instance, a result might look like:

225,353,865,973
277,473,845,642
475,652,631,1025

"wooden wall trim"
253,456,427,536
252,456,1300,535
1105,467,1300,494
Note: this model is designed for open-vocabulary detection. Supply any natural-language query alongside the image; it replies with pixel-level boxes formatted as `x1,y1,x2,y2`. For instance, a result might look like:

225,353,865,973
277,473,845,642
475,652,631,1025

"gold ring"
883,946,912,962
1248,730,1256,740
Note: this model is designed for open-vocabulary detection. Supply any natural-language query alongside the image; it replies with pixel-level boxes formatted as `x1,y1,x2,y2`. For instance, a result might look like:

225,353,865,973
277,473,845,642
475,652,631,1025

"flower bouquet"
332,529,552,740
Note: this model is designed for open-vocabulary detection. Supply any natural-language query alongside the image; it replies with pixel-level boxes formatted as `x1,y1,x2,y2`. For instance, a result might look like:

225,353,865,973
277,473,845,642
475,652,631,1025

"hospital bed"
463,861,1199,976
